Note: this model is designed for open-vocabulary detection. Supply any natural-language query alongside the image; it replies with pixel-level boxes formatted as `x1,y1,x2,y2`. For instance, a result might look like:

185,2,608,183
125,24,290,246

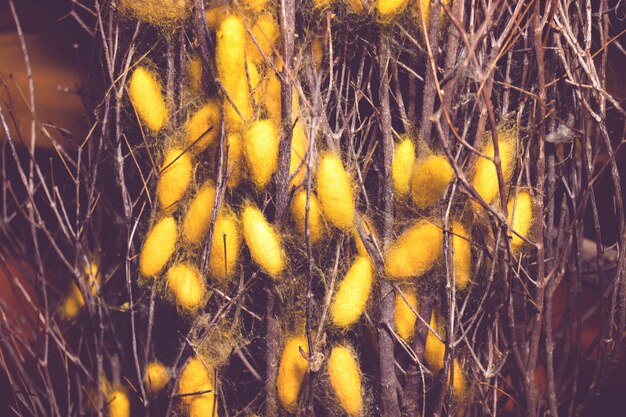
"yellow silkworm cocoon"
424,312,445,372
145,361,170,394
331,256,373,329
246,13,280,64
354,216,378,258
346,0,365,13
183,181,217,245
243,119,279,189
242,0,269,13
226,132,244,187
377,0,410,21
452,222,471,290
392,137,415,198
216,15,252,132
208,211,242,284
410,154,454,209
190,396,219,417
328,345,363,416
166,263,205,312
119,0,191,26
157,147,192,212
107,387,130,417
289,122,309,189
187,57,202,93
450,358,467,401
507,190,533,252
277,336,309,412
128,66,168,133
59,260,100,320
205,4,230,30
242,203,284,278
385,220,443,279
139,216,177,278
178,357,216,405
290,190,325,244
471,129,517,206
317,153,355,230
394,288,419,341
185,99,221,153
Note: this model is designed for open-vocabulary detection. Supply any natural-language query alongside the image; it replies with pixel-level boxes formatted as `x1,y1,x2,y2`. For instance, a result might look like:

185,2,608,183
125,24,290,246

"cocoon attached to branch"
246,13,280,64
166,263,205,312
58,260,100,320
119,0,191,26
243,119,279,189
328,344,363,416
317,153,355,230
216,15,252,132
183,181,217,245
277,335,309,412
452,222,471,290
507,190,533,252
242,203,285,278
394,287,419,341
385,220,443,279
128,66,169,133
185,99,222,153
157,147,192,212
450,358,467,401
178,357,217,406
424,311,445,372
377,0,410,22
139,216,177,278
290,190,325,245
145,361,170,394
410,154,455,209
107,387,130,417
471,128,517,206
208,210,242,284
331,256,374,329
392,137,415,199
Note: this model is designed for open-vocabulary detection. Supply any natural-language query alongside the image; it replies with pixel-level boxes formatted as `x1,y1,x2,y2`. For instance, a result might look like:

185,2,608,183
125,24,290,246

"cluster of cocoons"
331,256,374,328
58,260,100,320
145,361,170,394
328,344,363,416
178,357,218,416
277,336,310,412
128,67,169,133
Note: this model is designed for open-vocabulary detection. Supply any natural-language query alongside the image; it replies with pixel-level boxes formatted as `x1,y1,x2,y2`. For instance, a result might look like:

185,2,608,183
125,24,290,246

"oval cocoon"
185,99,222,153
277,336,309,412
452,222,471,290
243,119,279,189
140,216,177,278
328,344,363,416
317,153,355,230
392,138,415,198
58,260,100,320
471,129,517,206
290,190,325,244
157,147,192,212
178,357,216,404
166,263,205,312
128,66,168,133
183,181,217,245
145,361,170,394
107,388,130,417
377,0,410,22
242,203,284,278
331,256,373,329
208,211,242,284
394,288,418,341
385,220,443,279
507,190,533,252
450,358,467,401
410,154,455,209
424,312,445,372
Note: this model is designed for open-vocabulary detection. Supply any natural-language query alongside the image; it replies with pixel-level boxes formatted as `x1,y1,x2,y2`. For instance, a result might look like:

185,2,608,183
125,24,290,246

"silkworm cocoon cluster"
507,190,533,252
119,0,191,26
185,99,222,153
183,181,217,245
424,312,445,371
246,13,280,64
452,222,471,290
385,220,443,279
289,123,309,190
331,256,373,329
139,216,177,278
208,211,242,284
243,119,279,189
317,153,355,230
328,344,363,416
392,137,415,198
277,335,309,412
145,361,170,394
205,4,230,30
377,0,410,21
157,147,192,212
394,287,418,341
166,263,205,312
471,129,517,206
354,216,378,258
107,387,130,417
59,260,100,320
128,66,168,133
226,132,244,187
410,154,455,209
187,57,202,93
241,203,285,278
290,190,325,244
216,15,252,132
242,0,270,13
178,357,216,405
